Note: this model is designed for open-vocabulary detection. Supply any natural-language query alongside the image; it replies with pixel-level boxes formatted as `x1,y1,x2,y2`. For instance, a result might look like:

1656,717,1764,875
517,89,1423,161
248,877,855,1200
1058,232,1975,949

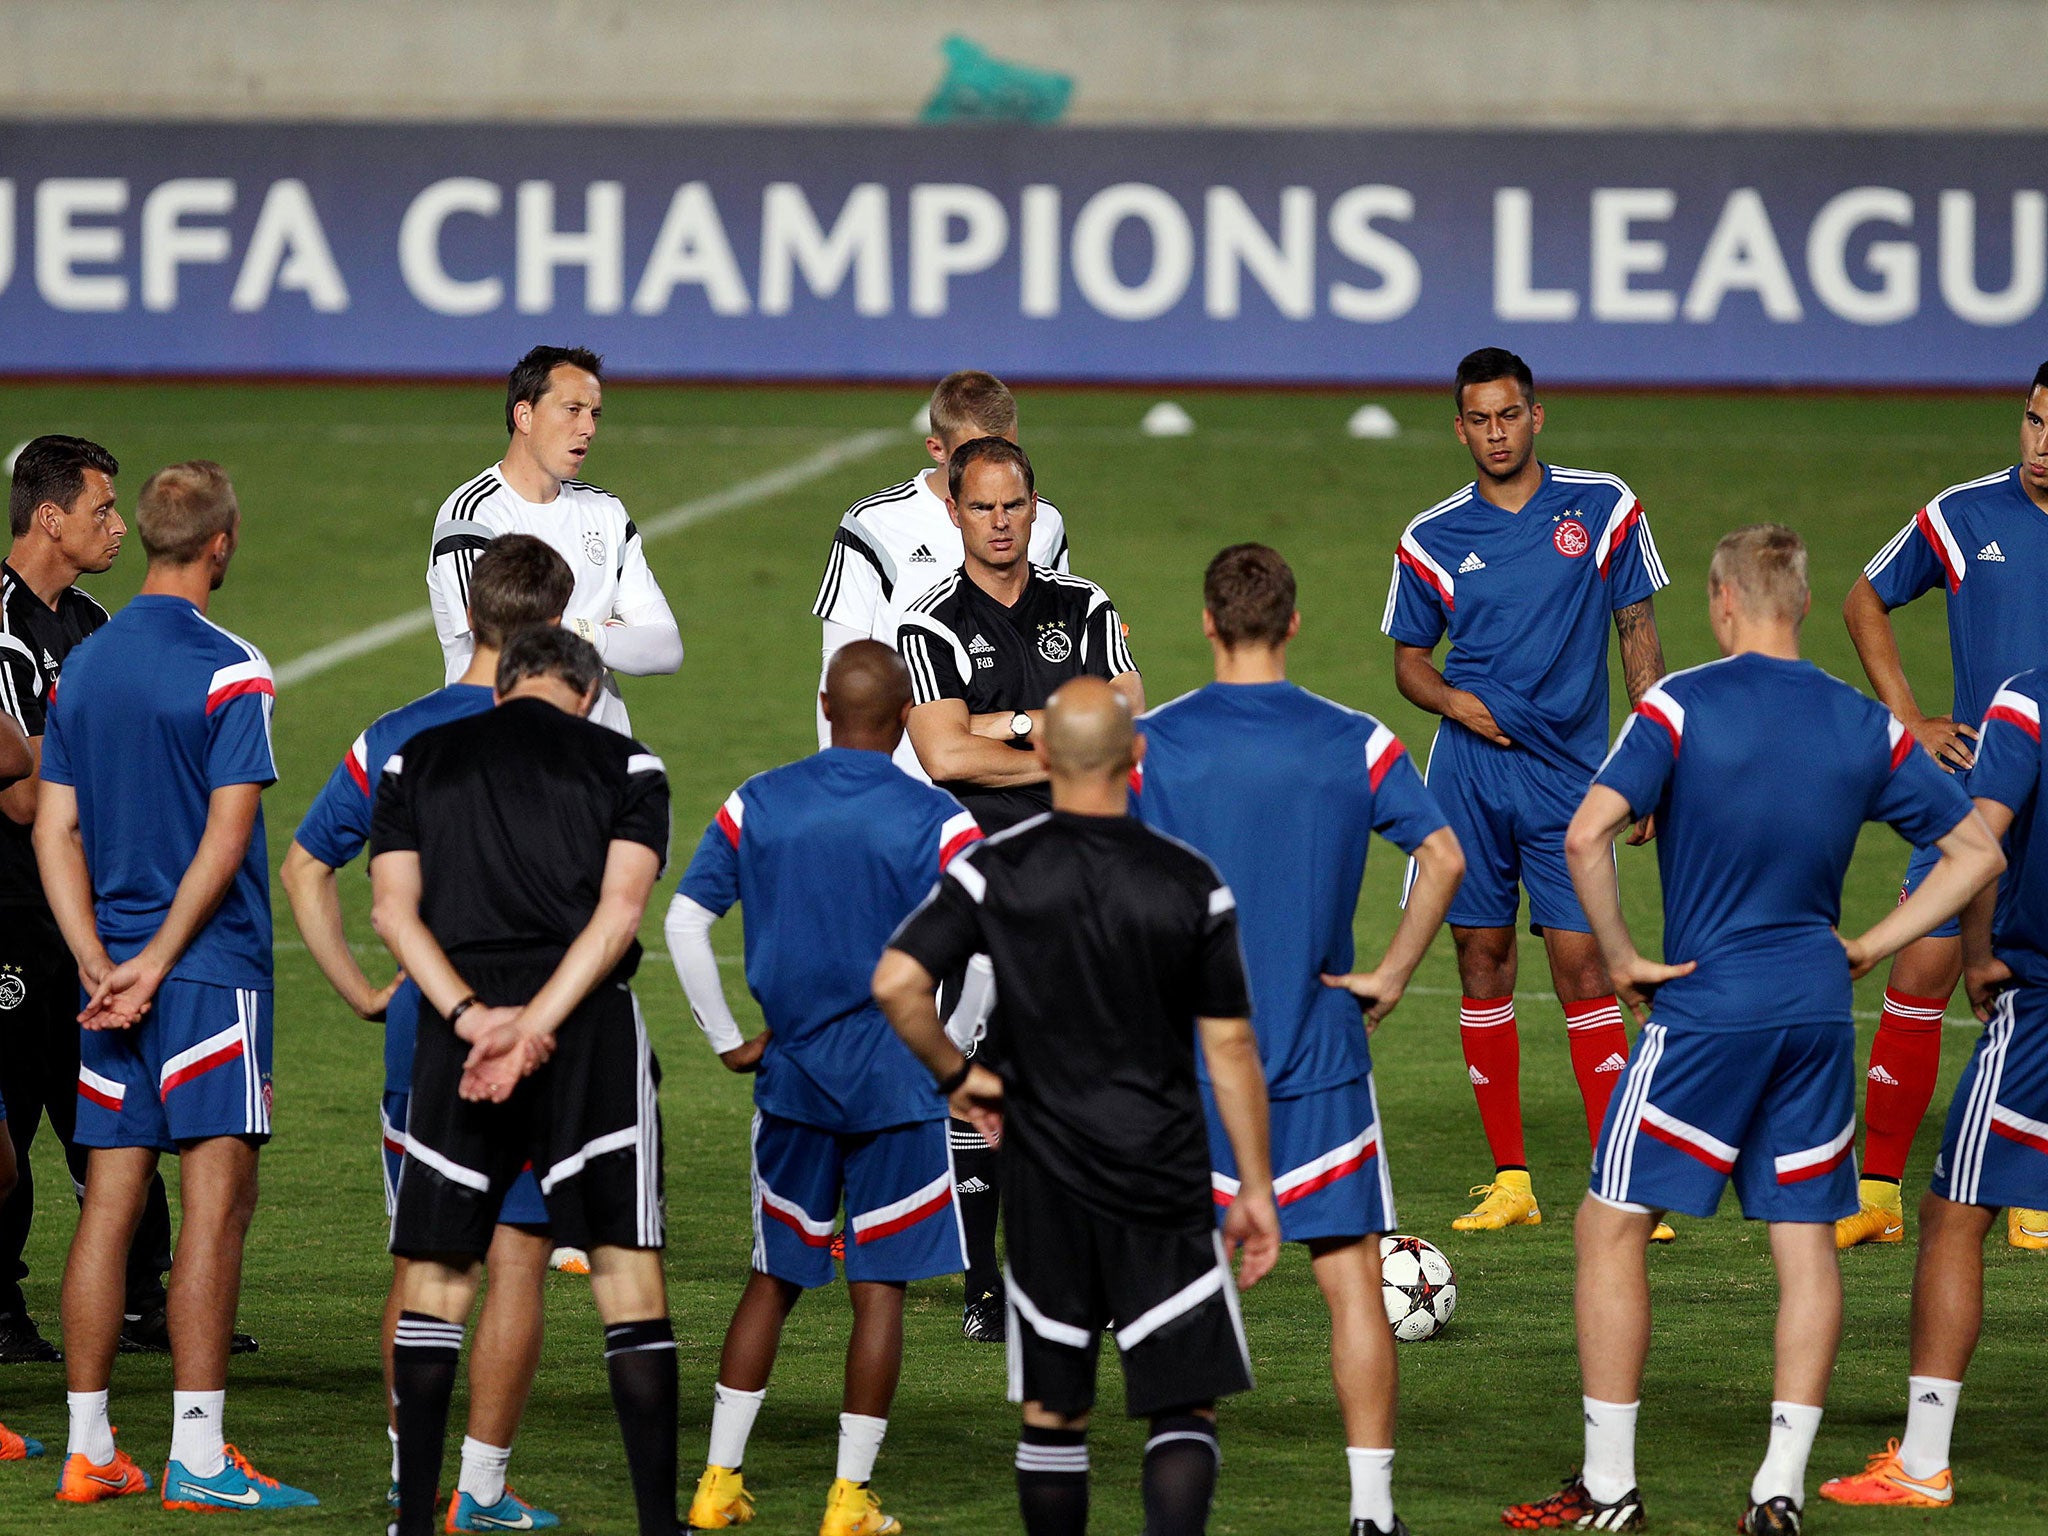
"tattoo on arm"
1615,599,1665,706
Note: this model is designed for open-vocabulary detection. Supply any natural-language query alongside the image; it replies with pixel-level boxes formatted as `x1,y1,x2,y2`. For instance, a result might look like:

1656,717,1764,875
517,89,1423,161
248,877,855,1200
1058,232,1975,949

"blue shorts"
1206,1074,1393,1242
382,1091,548,1228
76,981,272,1150
1590,1021,1858,1222
1899,843,1962,941
1932,985,2048,1210
751,1110,963,1289
1415,722,1591,933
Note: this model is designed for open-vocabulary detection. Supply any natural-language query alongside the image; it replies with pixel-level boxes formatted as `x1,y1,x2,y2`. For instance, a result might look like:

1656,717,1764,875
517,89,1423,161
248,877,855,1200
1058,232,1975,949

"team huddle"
0,346,2042,1536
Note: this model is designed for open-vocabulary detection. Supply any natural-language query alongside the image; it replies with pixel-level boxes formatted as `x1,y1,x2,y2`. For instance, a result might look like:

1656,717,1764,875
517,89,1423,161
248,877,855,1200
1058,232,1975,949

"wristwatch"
1008,711,1034,741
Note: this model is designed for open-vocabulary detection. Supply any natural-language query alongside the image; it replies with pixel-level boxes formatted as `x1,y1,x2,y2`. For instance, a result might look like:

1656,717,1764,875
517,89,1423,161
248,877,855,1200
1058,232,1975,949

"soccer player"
34,462,316,1510
427,344,682,736
0,436,189,1365
1820,666,2048,1510
668,640,980,1536
876,678,1280,1536
369,626,675,1536
812,369,1071,767
282,535,572,1529
1836,363,2048,1250
1133,544,1464,1536
1383,346,1671,1235
895,435,1141,1340
1501,525,2003,1535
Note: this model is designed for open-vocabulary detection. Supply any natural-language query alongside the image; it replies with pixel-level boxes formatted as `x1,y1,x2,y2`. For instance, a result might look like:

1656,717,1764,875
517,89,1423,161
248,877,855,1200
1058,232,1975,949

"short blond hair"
1709,523,1808,624
928,370,1017,443
136,461,237,566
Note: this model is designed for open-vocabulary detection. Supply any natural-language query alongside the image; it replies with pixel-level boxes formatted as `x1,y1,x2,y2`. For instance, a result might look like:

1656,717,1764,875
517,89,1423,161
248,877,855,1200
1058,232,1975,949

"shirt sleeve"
292,743,374,869
612,749,672,869
37,689,72,786
812,516,890,632
1865,512,1948,606
367,750,417,858
675,790,743,917
887,859,988,980
1869,717,1974,846
936,803,983,871
898,620,968,706
1593,693,1681,820
1597,492,1669,610
1194,881,1253,1019
1969,683,2044,820
0,636,45,737
1381,539,1449,648
204,655,278,790
1363,725,1449,854
428,508,494,683
1084,591,1137,679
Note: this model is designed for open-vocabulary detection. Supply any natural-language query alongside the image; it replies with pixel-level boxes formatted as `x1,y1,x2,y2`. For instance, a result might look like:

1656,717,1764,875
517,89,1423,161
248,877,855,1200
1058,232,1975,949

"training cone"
1347,403,1401,439
1141,401,1196,437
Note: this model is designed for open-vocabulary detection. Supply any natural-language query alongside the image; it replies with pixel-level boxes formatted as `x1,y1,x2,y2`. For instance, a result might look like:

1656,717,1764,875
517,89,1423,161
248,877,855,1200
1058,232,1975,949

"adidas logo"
1458,551,1486,574
181,1406,209,1420
1467,1065,1490,1085
967,633,995,655
1977,541,2005,562
909,543,939,563
1868,1064,1900,1086
956,1176,991,1195
1917,1390,1945,1405
1771,1413,1791,1428
1594,1052,1628,1074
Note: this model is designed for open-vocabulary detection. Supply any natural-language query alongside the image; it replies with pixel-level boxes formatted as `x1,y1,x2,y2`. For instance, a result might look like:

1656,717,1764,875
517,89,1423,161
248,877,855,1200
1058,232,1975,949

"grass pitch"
0,381,2039,1534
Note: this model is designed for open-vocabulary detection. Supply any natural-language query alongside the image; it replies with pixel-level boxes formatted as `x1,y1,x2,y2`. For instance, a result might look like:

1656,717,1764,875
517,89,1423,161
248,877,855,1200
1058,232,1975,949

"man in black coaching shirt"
875,678,1279,1536
368,626,677,1536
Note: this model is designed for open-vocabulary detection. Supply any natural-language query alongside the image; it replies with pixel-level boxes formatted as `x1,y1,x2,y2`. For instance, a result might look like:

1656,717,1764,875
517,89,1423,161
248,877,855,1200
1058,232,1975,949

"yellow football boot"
2008,1207,2048,1250
688,1465,756,1530
1649,1220,1676,1243
1450,1170,1541,1231
1819,1439,1954,1507
820,1477,902,1536
1837,1202,1907,1249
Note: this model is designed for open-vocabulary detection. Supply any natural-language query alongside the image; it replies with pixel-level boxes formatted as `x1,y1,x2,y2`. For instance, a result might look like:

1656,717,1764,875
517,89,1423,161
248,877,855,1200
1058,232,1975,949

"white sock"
66,1390,115,1465
458,1436,512,1507
1899,1376,1962,1479
170,1389,226,1479
1581,1397,1639,1505
837,1413,888,1484
707,1382,766,1470
388,1425,400,1483
1750,1400,1822,1506
1346,1447,1395,1529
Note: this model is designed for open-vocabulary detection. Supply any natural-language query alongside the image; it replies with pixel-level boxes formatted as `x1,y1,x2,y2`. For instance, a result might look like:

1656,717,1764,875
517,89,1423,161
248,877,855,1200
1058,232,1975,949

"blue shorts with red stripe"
1205,1074,1394,1242
1418,722,1590,934
1932,984,2048,1210
1899,842,1962,941
751,1110,963,1289
76,980,273,1151
381,1091,548,1227
1589,1020,1858,1223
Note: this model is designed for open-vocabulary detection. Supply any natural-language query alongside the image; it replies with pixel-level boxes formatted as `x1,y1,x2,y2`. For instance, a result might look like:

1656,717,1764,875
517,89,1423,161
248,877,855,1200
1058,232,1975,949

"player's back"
1136,682,1419,1095
726,749,976,1130
1973,671,2048,983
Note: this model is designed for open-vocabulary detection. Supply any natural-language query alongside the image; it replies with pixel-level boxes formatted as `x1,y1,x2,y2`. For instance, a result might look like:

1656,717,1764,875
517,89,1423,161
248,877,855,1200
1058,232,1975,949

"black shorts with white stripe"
391,963,664,1261
1001,1153,1252,1420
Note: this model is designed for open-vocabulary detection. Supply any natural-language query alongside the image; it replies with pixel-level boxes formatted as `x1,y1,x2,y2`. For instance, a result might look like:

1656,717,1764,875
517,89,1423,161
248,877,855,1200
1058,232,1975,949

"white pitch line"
272,426,899,690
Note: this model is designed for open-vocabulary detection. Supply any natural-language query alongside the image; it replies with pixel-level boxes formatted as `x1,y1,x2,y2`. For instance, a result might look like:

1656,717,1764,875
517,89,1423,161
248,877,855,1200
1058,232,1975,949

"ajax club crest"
0,965,24,1011
1035,622,1073,664
582,528,606,565
1553,518,1590,558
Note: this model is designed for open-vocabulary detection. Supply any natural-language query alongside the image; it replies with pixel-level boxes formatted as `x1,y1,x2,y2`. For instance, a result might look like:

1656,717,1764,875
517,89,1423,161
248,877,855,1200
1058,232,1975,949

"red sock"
1460,996,1525,1170
1862,988,1947,1181
1564,996,1631,1149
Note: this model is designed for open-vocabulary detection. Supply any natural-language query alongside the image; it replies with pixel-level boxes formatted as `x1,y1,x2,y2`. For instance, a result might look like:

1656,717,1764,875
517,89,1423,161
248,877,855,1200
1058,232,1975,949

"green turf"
0,382,2040,1534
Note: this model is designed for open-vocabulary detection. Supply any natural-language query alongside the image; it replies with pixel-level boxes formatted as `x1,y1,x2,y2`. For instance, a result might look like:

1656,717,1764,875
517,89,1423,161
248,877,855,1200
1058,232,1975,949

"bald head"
824,639,914,751
1042,677,1136,780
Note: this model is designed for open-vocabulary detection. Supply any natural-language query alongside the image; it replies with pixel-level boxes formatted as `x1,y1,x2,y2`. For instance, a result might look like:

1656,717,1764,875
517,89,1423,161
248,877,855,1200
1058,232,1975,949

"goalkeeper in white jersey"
428,345,682,736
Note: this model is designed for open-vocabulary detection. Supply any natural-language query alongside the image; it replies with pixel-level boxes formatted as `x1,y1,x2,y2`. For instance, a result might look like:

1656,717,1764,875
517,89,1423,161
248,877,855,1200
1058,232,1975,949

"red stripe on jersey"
1634,700,1681,757
1275,1141,1376,1206
1129,762,1145,794
1640,1115,1735,1173
159,1037,245,1098
206,677,275,714
939,826,983,870
1992,1117,2048,1157
1397,547,1454,610
1986,703,2043,742
1915,507,1963,593
1776,1141,1854,1184
715,805,741,847
1598,501,1643,578
1889,729,1915,771
1366,738,1407,791
78,1079,123,1112
761,1198,835,1247
853,1186,952,1244
344,752,371,795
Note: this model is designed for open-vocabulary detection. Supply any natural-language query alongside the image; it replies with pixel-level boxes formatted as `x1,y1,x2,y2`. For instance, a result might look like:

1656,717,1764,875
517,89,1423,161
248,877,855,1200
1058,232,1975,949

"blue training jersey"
293,682,495,1092
1382,463,1669,775
677,747,982,1133
1133,681,1448,1096
39,595,276,989
1863,467,2048,764
1595,652,1972,1030
1965,670,2048,987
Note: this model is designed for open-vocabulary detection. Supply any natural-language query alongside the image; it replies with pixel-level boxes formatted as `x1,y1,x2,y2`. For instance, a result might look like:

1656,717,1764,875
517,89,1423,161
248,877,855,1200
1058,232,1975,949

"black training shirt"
889,811,1249,1224
369,696,670,974
1,563,110,911
896,564,1137,832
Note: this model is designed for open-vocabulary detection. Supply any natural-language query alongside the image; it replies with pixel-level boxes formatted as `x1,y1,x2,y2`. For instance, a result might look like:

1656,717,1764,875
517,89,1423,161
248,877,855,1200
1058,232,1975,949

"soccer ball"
1379,1234,1457,1341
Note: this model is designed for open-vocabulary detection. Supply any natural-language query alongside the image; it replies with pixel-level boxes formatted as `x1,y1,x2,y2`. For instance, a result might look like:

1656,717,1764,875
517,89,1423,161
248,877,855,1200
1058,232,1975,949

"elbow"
1425,830,1466,890
1563,821,1603,867
369,894,404,948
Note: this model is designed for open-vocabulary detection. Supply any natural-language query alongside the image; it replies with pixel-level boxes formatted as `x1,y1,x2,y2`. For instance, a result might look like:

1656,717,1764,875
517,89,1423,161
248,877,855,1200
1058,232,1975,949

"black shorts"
1001,1156,1253,1420
391,968,663,1261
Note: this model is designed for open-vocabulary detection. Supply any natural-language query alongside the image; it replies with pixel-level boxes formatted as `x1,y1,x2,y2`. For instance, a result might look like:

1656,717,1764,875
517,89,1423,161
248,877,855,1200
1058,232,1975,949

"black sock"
392,1311,463,1536
1142,1413,1219,1536
952,1120,1001,1300
603,1317,678,1536
1016,1425,1089,1536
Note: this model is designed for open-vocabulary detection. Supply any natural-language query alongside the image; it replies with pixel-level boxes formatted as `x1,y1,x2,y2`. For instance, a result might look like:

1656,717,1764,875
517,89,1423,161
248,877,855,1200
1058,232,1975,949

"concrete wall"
4,0,2041,128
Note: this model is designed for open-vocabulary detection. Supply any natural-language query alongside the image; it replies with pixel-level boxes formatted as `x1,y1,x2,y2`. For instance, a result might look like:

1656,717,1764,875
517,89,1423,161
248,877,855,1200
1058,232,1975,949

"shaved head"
1043,677,1136,779
824,639,914,745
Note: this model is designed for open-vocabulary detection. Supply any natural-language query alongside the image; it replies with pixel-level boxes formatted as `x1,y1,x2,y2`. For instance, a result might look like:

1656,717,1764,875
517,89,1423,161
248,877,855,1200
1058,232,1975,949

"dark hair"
947,436,1035,504
467,534,574,649
2032,361,2048,394
1204,543,1297,648
505,345,604,435
136,461,237,565
1454,347,1536,409
10,435,118,538
928,371,1017,443
496,624,603,699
